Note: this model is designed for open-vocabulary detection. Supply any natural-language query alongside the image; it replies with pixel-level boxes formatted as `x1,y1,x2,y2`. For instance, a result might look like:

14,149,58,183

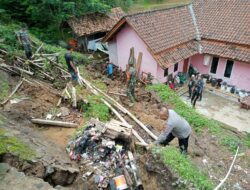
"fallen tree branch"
31,118,78,128
1,79,23,105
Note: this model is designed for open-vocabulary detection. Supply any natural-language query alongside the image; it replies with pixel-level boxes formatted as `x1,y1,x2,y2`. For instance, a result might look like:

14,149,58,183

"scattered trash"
67,119,144,190
46,114,53,120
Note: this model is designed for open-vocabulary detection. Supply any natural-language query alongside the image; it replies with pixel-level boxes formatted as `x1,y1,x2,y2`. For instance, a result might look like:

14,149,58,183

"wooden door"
183,58,189,73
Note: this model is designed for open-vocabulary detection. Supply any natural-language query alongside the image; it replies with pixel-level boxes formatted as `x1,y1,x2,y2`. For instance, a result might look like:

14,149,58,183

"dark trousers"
188,86,192,97
191,91,200,107
108,73,113,80
161,132,189,154
199,91,203,101
23,44,32,60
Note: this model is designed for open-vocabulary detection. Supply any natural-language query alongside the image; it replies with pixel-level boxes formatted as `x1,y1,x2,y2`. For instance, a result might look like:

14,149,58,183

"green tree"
0,0,111,42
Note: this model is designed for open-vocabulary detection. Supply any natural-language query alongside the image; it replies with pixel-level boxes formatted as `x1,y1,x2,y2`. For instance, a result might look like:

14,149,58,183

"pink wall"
157,60,184,83
110,24,158,77
108,24,249,89
108,24,186,83
190,54,250,91
108,38,118,65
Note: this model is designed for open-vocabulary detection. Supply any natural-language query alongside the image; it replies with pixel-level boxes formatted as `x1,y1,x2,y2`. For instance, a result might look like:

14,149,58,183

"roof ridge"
125,3,192,18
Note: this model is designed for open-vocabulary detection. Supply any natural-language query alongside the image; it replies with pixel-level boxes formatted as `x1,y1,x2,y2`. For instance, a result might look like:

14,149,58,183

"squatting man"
150,107,192,154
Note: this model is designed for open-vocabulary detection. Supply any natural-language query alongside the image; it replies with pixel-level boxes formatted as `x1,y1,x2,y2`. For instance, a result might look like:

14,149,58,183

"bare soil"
102,72,250,189
1,66,250,190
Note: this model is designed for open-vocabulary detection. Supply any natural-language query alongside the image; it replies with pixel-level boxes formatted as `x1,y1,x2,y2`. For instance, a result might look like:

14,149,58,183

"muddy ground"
87,64,250,189
1,67,250,190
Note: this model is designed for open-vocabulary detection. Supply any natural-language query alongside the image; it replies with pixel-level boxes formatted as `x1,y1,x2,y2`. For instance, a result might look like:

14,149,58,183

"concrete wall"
114,24,158,76
190,54,250,91
157,60,184,83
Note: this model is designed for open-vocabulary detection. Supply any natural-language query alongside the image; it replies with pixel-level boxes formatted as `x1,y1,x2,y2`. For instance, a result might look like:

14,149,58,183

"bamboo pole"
31,43,43,59
31,119,78,128
12,66,34,75
93,86,157,140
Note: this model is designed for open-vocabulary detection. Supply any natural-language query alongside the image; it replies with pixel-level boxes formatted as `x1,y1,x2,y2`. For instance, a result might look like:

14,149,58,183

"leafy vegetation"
83,95,110,121
0,128,35,160
0,0,133,43
153,146,214,190
0,22,88,68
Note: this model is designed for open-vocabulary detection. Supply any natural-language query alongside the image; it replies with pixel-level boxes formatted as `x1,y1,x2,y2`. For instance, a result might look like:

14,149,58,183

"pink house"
103,0,250,91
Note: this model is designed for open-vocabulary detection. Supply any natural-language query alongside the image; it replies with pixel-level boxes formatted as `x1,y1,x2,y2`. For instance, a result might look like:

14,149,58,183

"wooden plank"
136,52,143,78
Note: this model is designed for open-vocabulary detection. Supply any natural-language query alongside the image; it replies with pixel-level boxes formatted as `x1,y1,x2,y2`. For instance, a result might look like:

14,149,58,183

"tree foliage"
0,0,133,42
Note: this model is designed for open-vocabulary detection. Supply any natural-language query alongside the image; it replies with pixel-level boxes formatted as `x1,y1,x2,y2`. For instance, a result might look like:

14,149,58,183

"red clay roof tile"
126,5,197,53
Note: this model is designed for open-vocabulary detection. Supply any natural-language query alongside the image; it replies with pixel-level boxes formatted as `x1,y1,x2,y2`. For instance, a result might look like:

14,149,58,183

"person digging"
126,62,136,107
152,107,192,154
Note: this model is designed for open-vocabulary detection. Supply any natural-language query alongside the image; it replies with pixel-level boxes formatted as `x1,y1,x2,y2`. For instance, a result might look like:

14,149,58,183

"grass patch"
153,146,214,189
147,84,221,133
130,0,191,12
0,128,35,160
147,84,250,152
220,135,240,152
83,95,110,122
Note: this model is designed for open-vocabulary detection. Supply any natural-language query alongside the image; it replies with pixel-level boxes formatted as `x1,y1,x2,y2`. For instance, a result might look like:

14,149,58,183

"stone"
45,165,55,176
59,107,70,117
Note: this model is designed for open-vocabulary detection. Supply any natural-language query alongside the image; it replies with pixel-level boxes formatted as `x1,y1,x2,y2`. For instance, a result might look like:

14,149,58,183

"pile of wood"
0,44,69,82
76,68,157,146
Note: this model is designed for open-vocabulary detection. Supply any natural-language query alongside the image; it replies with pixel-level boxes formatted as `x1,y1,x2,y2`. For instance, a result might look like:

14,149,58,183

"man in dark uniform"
64,45,78,82
17,23,33,59
126,62,136,106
